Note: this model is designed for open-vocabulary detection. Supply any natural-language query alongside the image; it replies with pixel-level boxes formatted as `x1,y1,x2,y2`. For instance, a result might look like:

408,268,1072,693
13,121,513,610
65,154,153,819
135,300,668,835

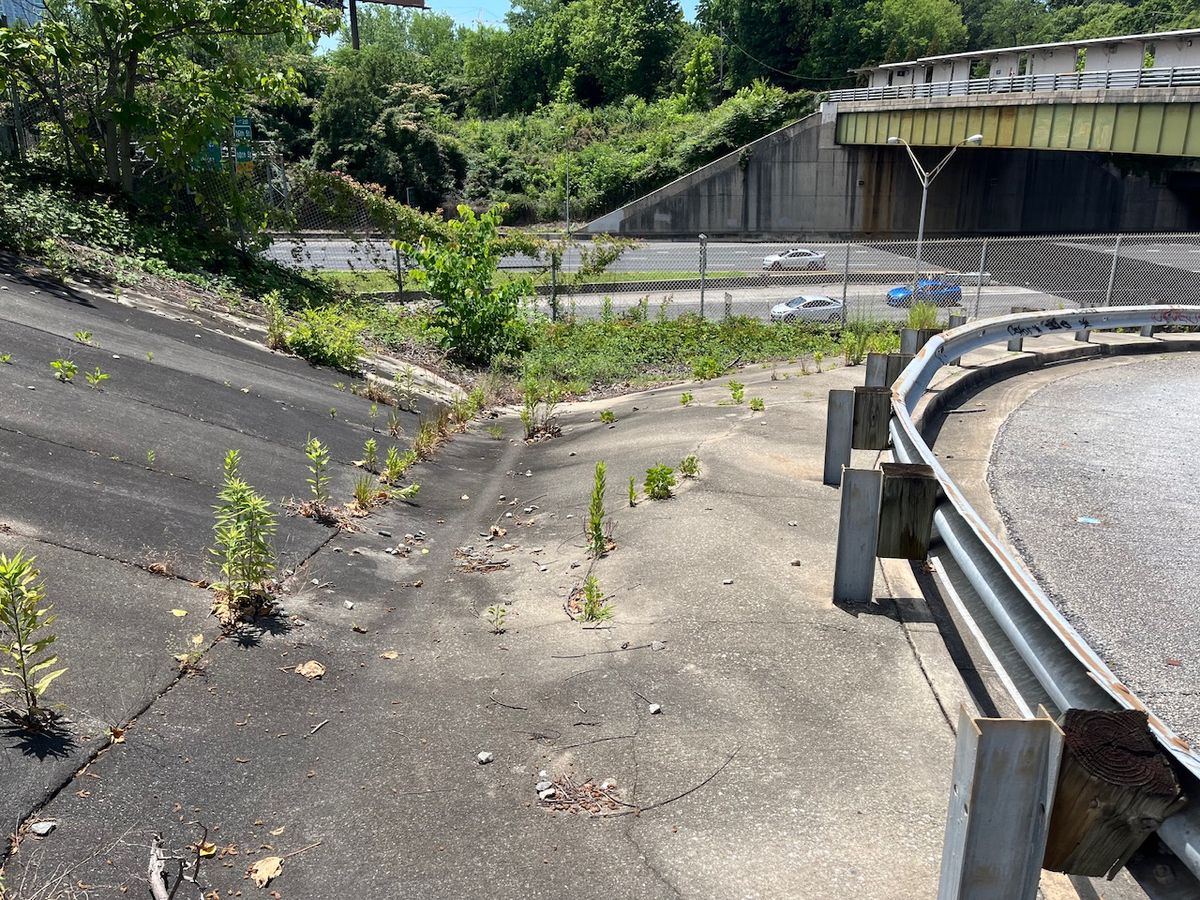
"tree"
682,33,721,110
0,0,335,192
859,0,968,64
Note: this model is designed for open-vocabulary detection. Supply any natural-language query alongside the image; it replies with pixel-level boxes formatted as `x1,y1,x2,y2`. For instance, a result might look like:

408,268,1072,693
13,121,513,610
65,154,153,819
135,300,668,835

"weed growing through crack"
628,475,637,507
146,449,156,467
749,397,765,412
599,409,616,425
329,407,337,419
413,418,439,459
391,483,420,500
50,359,76,382
679,454,700,478
174,633,206,675
727,380,745,405
387,410,405,438
580,575,614,623
520,379,562,441
0,551,67,728
146,351,154,362
394,366,419,413
352,379,396,406
334,382,345,392
73,330,92,345
263,293,289,351
0,353,11,364
486,424,504,440
84,367,109,389
353,474,379,513
361,438,378,473
382,447,417,485
587,461,608,557
369,403,379,423
211,450,277,627
484,603,507,634
680,392,693,406
304,437,331,508
644,464,676,500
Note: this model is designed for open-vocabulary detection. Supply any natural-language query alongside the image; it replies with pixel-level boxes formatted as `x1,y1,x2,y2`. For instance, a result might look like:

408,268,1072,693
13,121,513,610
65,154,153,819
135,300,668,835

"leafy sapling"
599,409,616,425
211,450,277,626
484,603,507,634
587,461,607,557
644,464,676,500
728,380,745,404
362,438,378,473
73,330,92,345
679,454,700,478
749,397,765,412
680,392,693,406
628,475,637,507
0,551,67,727
50,359,76,383
85,367,109,389
305,437,331,508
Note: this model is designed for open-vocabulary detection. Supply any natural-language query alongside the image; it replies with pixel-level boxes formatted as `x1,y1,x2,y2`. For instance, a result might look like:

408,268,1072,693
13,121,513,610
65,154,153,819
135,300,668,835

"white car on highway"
762,247,827,270
769,295,844,324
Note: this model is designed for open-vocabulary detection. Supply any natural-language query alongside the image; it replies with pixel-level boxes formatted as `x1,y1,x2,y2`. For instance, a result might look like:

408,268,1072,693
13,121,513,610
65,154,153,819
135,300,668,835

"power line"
717,26,856,85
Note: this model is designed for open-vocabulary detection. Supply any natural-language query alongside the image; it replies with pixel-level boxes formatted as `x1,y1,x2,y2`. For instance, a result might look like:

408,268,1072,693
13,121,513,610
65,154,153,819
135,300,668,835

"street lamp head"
964,133,983,144
886,136,901,145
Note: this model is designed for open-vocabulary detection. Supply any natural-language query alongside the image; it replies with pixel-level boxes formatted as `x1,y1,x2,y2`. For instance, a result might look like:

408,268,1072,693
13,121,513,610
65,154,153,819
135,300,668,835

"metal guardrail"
887,305,1200,877
827,66,1200,103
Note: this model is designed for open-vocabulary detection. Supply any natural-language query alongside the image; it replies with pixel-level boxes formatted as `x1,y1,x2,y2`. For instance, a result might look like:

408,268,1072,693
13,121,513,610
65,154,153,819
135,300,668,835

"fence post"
900,328,920,355
973,239,988,318
823,389,854,487
724,291,733,320
394,244,405,298
938,706,1063,900
833,468,882,603
841,240,851,322
1104,234,1123,307
549,255,559,322
698,233,708,319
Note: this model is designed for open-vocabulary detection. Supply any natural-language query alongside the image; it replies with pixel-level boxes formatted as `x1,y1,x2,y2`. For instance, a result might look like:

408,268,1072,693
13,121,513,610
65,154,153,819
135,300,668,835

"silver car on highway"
762,247,827,270
769,295,844,323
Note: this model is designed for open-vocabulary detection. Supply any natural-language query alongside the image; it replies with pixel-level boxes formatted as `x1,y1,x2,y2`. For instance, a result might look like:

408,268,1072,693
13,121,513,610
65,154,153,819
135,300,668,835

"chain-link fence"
264,230,1200,323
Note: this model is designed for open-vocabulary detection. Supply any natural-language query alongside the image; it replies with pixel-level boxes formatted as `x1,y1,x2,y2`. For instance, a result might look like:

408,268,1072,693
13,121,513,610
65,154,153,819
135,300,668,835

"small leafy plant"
211,450,277,626
263,293,289,351
381,446,417,485
692,356,722,380
0,552,66,728
0,353,11,364
679,454,700,478
413,418,439,459
486,424,504,440
520,379,562,441
587,461,608,557
73,330,92,345
305,437,331,508
352,474,379,513
727,380,745,405
146,449,156,467
484,603,507,634
361,438,378,473
174,633,206,675
84,367,109,389
50,359,76,382
146,351,154,362
329,407,337,419
906,300,940,331
749,397,765,412
387,410,405,438
680,392,693,406
391,483,421,500
628,475,637,507
644,464,676,500
814,351,824,372
599,409,616,425
580,575,614,623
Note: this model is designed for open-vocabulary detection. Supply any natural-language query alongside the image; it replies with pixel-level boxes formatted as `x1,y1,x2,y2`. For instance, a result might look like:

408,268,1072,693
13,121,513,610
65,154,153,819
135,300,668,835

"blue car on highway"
886,279,963,308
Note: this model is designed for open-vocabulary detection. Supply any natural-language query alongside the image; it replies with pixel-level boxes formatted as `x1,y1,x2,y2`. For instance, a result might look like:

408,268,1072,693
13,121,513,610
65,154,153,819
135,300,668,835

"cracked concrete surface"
1,269,957,898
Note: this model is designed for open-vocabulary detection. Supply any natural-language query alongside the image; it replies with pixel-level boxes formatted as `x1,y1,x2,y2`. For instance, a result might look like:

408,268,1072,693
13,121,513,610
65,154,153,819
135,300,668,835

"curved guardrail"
887,305,1200,876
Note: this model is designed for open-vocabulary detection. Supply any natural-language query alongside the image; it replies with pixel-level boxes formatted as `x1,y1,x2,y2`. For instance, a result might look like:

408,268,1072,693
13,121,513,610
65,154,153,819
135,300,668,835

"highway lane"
989,353,1200,747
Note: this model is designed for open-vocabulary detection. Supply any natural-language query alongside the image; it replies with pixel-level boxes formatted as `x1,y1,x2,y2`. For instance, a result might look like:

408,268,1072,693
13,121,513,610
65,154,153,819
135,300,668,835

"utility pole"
349,0,360,50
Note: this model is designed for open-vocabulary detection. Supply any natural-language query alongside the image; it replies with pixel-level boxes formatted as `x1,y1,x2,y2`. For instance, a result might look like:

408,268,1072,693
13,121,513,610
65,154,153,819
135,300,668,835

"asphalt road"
989,353,1200,747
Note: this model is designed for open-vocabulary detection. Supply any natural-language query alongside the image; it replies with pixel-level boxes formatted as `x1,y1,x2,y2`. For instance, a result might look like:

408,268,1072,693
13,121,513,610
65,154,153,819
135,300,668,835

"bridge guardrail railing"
886,305,1200,878
828,65,1200,103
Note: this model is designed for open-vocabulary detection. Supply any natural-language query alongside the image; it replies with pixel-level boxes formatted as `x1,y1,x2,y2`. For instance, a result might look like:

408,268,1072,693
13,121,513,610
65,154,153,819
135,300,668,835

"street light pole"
886,133,982,299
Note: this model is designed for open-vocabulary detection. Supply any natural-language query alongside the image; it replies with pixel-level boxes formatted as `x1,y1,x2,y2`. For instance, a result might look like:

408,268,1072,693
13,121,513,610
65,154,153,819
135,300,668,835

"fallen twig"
306,719,329,738
551,642,653,660
554,733,636,751
489,691,528,711
283,840,323,860
597,746,739,817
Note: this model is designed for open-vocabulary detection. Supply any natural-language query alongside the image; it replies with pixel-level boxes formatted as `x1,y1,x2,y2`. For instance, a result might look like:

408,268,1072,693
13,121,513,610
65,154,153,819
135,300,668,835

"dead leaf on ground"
296,660,326,680
170,608,189,617
247,855,283,888
198,841,217,858
380,651,399,660
268,826,286,836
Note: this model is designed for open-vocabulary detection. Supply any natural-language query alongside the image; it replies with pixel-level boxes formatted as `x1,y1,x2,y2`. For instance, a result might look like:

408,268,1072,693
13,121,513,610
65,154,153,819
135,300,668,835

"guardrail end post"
1140,324,1155,338
1007,336,1024,352
823,389,855,487
851,386,892,451
833,467,882,603
938,706,1063,900
948,314,968,366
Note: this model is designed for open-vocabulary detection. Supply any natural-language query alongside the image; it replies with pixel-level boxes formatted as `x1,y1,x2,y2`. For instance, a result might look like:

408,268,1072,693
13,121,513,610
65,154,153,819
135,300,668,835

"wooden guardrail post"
823,389,854,487
876,462,939,559
832,468,881,603
1043,709,1186,879
884,353,914,389
1075,327,1091,343
947,314,967,366
900,327,920,355
1140,324,1155,338
939,706,1063,900
851,386,891,450
865,352,889,387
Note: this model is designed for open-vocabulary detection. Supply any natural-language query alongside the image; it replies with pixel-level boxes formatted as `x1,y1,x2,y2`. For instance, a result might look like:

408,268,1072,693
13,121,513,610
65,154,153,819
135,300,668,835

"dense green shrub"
286,308,365,371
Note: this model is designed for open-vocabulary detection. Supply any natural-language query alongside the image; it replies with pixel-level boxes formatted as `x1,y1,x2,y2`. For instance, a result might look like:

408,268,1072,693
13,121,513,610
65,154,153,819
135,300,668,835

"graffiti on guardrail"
1153,309,1200,325
1005,315,1090,338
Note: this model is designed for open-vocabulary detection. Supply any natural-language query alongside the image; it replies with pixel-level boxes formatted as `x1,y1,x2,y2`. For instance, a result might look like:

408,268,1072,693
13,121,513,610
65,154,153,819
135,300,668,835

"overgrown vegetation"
906,301,941,331
0,552,66,728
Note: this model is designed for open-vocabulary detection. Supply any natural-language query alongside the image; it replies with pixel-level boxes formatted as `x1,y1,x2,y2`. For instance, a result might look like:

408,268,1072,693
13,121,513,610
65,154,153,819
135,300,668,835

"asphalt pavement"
0,264,971,898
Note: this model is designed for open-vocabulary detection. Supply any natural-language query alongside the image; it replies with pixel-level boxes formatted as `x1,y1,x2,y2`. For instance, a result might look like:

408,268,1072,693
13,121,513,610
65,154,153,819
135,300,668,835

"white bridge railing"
828,66,1200,103
885,306,1200,881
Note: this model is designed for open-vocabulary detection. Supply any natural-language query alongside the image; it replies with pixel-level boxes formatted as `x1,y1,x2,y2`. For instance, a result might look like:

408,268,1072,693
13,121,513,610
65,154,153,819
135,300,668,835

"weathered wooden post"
884,353,914,392
1043,709,1186,879
1140,324,1156,338
875,462,939,559
900,327,919,354
865,352,889,387
939,706,1064,900
1075,327,1091,343
947,313,967,366
823,389,854,487
832,468,881,603
851,386,891,451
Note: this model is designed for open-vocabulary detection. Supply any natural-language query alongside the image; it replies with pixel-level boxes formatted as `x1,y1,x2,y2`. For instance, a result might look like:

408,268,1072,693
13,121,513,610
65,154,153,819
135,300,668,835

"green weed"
50,359,76,382
644,464,676,500
361,438,378,473
679,454,700,478
680,392,693,406
599,409,616,425
210,450,277,627
579,575,614,623
84,367,109,389
0,551,66,728
749,397,765,412
73,330,92,345
304,437,331,508
587,461,608,557
484,603,507,634
727,380,745,404
628,474,637,507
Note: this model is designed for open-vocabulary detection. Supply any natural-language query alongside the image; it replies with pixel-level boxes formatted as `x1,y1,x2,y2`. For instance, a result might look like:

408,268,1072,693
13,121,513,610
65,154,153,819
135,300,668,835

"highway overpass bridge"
585,29,1200,239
